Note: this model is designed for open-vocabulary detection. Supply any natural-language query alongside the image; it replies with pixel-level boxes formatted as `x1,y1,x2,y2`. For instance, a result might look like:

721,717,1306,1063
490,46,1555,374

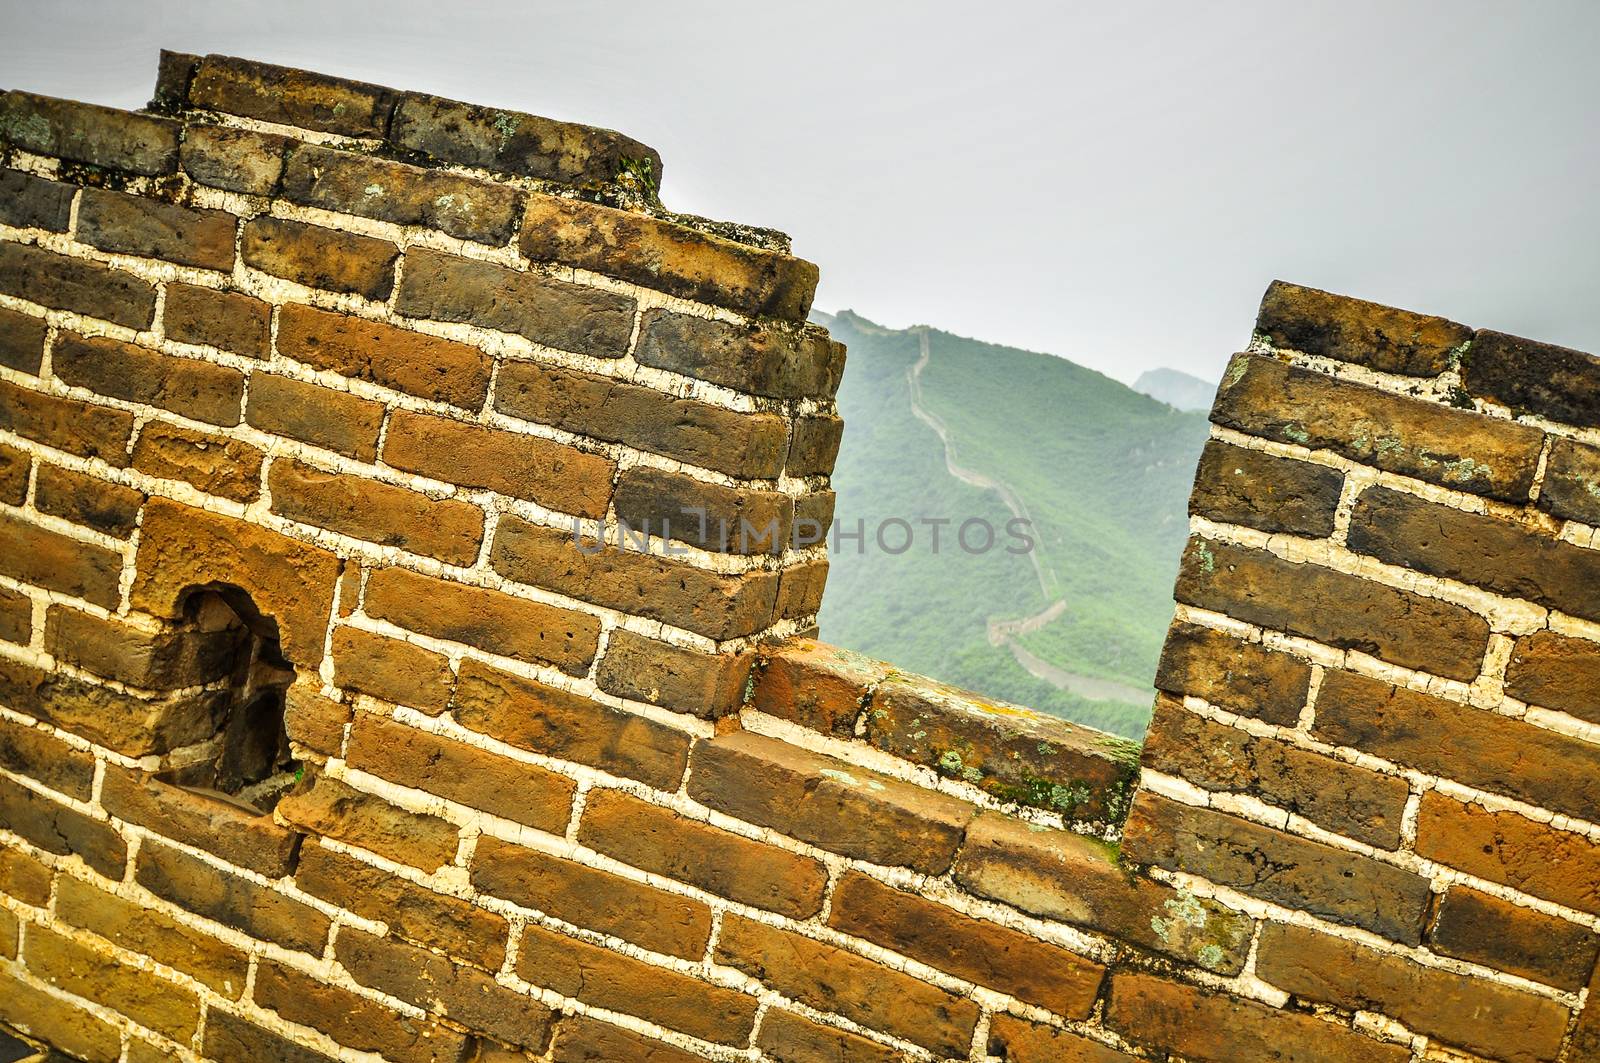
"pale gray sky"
3,1,1596,384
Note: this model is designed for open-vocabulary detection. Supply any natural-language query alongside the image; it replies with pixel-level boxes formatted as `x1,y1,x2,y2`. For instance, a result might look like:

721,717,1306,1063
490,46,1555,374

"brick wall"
0,50,1596,1063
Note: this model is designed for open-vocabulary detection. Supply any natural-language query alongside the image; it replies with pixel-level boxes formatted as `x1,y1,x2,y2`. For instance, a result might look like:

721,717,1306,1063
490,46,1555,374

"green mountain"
814,310,1211,739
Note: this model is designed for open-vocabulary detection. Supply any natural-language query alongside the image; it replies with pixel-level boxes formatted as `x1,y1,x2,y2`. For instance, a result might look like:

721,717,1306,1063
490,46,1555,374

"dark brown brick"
1154,621,1312,725
137,837,328,951
0,844,53,905
56,874,249,997
516,920,754,1046
717,913,979,1056
396,247,634,357
382,407,615,517
276,301,490,408
522,197,818,322
1213,352,1545,501
331,627,454,713
246,371,386,460
149,49,200,112
1315,667,1600,823
786,413,845,478
594,630,752,719
283,683,351,759
255,960,469,1063
1539,435,1600,527
0,653,226,757
365,565,600,674
0,966,121,1062
494,359,790,479
0,90,179,175
613,465,791,554
0,904,14,958
0,168,75,231
1415,792,1600,916
0,715,95,799
203,1010,339,1063
1145,695,1409,848
347,713,575,833
283,143,522,244
163,283,270,357
54,331,244,425
491,515,778,641
1465,329,1600,428
1255,280,1472,376
27,925,201,1042
269,456,484,564
132,419,264,502
100,769,297,877
551,1016,704,1063
753,639,886,737
337,926,555,1049
0,509,123,606
243,216,398,299
688,730,975,873
1257,921,1569,1063
179,124,290,195
277,775,460,871
33,462,143,536
1430,884,1599,991
76,188,236,271
0,443,26,506
1189,438,1344,536
775,555,830,619
579,788,827,917
636,310,844,398
0,377,133,464
1106,969,1410,1063
0,773,125,877
1175,536,1490,681
389,92,662,186
190,55,399,138
1123,792,1432,943
756,1011,902,1063
1506,629,1600,724
0,584,30,645
0,305,47,374
0,242,155,328
472,835,712,959
451,658,690,789
52,604,237,694
987,1015,1137,1063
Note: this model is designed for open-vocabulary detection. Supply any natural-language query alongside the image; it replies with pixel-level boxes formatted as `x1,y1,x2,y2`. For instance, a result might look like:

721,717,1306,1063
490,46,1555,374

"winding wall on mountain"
0,50,1597,1063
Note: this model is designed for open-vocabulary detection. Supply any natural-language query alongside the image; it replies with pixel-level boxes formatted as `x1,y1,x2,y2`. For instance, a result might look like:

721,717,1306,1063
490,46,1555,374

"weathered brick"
451,658,690,789
54,330,245,425
0,509,123,606
1506,629,1600,724
1175,536,1490,681
1189,438,1344,536
0,584,28,645
594,630,752,719
0,844,52,905
753,639,885,737
829,870,1104,1016
382,407,615,517
786,412,845,477
1145,696,1408,848
1213,352,1545,501
1429,884,1599,991
552,1016,704,1063
347,713,575,833
1415,792,1600,916
137,837,328,951
1315,667,1600,824
396,247,635,356
0,304,47,374
33,462,144,536
0,715,95,799
1106,969,1410,1063
163,282,270,357
365,565,599,674
987,1015,1137,1063
717,913,978,1056
471,835,711,959
283,143,522,244
101,769,296,877
866,674,1140,820
0,242,156,328
753,1010,901,1063
389,91,661,186
688,730,975,873
283,683,351,759
578,788,826,918
636,310,844,398
269,457,484,564
494,359,789,478
491,515,778,641
49,605,240,691
777,555,831,620
203,1011,339,1063
0,966,122,1063
1257,921,1569,1063
613,465,791,554
953,811,1253,973
246,371,386,460
276,301,490,408
1255,280,1472,376
0,653,225,757
131,498,341,663
179,123,291,195
278,775,460,871
1123,792,1432,943
331,626,453,713
243,216,398,299
0,378,133,464
191,54,399,138
1154,621,1311,725
0,167,75,231
1465,329,1600,428
0,444,26,506
76,187,236,271
0,90,179,174
522,196,818,322
256,960,470,1063
55,874,249,997
149,49,200,112
517,920,754,1046
0,904,13,958
132,419,264,502
1538,436,1600,528
27,922,202,1040
337,926,554,1049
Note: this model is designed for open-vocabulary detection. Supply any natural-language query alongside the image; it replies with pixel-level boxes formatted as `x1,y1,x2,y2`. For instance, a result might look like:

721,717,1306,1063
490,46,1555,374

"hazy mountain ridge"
1134,367,1217,411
